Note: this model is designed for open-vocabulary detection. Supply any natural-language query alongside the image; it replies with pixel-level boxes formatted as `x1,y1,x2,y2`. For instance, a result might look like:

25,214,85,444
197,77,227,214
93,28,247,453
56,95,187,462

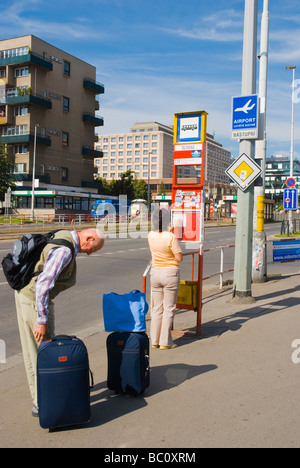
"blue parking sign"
283,188,298,210
231,95,259,140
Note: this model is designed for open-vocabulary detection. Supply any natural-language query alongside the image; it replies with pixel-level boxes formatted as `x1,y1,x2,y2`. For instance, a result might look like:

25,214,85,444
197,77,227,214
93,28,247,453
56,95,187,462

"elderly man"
14,228,104,417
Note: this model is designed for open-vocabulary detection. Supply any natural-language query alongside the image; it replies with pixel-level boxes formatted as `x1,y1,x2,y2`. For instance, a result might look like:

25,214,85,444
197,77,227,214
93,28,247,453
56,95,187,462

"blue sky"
1,0,300,160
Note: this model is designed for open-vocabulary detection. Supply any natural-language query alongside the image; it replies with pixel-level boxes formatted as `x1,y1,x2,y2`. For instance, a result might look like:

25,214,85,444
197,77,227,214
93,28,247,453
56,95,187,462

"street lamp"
286,65,296,232
31,123,39,220
147,151,152,207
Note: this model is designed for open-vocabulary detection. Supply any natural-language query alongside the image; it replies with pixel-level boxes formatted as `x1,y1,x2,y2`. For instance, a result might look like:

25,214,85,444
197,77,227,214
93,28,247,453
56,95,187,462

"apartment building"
94,122,232,198
0,35,104,212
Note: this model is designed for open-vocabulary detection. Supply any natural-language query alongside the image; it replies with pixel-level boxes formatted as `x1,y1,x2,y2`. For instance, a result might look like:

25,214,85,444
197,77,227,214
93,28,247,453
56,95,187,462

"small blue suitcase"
106,332,150,395
37,335,92,429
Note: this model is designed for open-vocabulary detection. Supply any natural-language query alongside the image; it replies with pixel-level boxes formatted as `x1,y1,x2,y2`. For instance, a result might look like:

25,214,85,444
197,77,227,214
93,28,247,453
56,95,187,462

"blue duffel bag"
103,290,149,332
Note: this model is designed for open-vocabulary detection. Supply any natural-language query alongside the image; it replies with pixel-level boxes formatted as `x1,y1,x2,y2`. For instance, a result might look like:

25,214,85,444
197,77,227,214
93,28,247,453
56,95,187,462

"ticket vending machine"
171,111,208,335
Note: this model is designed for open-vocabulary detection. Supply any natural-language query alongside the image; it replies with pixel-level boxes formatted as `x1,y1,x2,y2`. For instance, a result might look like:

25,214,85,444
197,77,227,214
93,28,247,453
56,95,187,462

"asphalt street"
0,222,284,359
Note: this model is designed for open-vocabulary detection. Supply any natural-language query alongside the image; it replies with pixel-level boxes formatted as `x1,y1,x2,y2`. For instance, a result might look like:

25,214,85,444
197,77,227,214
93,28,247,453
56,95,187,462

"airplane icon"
234,99,255,114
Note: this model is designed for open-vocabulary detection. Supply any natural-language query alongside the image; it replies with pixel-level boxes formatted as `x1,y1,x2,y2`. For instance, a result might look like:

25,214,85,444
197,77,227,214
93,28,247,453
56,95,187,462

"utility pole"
232,0,258,303
253,0,269,283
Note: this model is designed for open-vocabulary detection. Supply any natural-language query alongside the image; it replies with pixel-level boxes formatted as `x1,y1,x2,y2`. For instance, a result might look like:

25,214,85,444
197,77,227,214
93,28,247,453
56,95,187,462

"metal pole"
31,124,39,220
253,0,269,283
147,152,152,207
232,0,257,302
286,66,296,234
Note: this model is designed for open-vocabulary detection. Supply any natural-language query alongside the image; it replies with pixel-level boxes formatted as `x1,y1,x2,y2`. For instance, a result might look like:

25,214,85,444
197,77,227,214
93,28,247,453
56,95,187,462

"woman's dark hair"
151,208,170,232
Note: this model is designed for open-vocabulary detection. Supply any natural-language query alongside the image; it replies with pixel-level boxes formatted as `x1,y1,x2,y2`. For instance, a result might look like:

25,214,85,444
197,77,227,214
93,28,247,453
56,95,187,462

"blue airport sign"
231,95,259,140
283,188,298,211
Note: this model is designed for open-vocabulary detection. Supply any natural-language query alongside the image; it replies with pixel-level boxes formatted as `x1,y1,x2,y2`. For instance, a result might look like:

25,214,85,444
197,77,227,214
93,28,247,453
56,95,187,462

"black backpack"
1,230,75,291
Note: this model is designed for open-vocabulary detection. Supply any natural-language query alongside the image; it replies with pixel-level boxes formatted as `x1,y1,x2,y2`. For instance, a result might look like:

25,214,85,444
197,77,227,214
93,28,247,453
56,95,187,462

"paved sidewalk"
1,267,300,448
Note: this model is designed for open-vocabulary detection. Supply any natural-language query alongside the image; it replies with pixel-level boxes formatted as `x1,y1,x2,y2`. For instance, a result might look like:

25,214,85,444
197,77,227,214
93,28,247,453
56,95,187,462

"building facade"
94,122,232,199
0,35,104,213
265,155,300,203
95,121,174,192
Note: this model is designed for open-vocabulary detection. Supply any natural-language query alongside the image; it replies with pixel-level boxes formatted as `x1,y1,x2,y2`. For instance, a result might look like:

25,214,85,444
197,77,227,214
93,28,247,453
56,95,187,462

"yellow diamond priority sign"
225,153,262,191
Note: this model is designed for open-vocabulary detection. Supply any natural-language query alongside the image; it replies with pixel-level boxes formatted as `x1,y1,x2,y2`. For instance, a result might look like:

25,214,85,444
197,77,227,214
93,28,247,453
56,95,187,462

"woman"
148,208,182,350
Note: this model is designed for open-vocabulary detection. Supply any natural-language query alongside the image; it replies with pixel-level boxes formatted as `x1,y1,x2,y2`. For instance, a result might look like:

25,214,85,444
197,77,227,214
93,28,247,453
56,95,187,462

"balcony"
82,146,103,159
83,78,104,94
13,173,51,184
0,52,53,71
83,112,104,126
1,128,51,146
0,90,52,109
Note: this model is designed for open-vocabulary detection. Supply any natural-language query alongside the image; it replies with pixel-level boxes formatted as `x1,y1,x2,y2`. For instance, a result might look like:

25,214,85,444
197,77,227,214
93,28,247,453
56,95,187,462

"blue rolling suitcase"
106,332,150,395
37,335,92,429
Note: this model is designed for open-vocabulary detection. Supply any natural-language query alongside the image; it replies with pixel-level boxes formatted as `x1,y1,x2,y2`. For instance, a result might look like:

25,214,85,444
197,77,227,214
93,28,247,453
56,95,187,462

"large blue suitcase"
37,335,92,429
106,332,150,395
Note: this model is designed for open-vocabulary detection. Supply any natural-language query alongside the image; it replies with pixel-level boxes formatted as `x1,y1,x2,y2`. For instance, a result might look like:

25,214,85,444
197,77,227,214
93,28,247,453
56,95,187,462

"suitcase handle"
50,335,77,341
145,354,150,371
89,370,94,390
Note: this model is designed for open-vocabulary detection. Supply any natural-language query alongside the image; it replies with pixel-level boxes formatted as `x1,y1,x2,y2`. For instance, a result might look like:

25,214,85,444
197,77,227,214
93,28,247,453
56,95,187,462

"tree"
0,141,16,201
132,178,149,201
158,181,166,195
97,177,111,195
109,170,135,200
96,170,150,201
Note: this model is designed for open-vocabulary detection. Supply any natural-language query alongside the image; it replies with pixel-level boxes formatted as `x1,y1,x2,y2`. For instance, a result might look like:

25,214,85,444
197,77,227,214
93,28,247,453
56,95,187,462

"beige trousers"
150,268,180,347
15,291,55,407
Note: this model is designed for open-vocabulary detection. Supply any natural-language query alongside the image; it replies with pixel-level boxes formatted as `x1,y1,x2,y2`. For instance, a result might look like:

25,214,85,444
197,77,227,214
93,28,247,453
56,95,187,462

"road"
0,222,284,359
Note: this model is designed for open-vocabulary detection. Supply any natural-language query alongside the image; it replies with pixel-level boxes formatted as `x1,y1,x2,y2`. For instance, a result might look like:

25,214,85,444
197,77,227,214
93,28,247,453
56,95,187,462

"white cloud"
161,9,244,43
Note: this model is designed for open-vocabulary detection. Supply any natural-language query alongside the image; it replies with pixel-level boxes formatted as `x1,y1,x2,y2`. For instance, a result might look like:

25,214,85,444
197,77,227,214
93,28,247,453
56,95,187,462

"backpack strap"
47,238,75,257
31,238,75,278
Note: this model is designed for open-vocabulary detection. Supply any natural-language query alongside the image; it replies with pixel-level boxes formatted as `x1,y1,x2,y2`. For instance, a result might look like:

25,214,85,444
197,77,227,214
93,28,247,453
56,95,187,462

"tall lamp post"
286,65,296,233
147,151,152,206
31,123,39,220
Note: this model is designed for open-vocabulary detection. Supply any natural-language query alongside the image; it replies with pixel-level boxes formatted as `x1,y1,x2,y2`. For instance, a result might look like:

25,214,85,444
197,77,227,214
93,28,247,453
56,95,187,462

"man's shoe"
32,404,39,417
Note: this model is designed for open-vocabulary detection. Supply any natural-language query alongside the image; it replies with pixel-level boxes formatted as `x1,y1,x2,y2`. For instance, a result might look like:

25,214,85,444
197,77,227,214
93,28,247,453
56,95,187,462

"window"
14,163,26,173
0,69,6,79
14,144,28,154
62,131,69,147
63,96,70,112
15,106,28,116
61,167,68,181
64,60,71,77
15,67,29,77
